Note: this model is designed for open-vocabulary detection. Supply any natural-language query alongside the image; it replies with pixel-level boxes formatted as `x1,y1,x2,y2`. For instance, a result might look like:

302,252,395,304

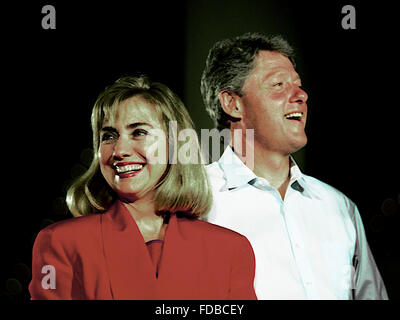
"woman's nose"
112,137,132,160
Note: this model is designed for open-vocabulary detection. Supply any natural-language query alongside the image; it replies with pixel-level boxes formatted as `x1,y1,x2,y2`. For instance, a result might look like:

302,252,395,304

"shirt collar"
218,145,257,190
288,157,321,199
218,146,318,198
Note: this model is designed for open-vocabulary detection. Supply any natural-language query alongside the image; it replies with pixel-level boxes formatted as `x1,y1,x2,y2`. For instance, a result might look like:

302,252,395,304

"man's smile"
284,112,304,121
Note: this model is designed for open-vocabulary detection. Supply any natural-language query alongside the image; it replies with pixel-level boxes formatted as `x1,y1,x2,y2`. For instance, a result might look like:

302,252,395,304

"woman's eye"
133,129,148,137
101,133,115,142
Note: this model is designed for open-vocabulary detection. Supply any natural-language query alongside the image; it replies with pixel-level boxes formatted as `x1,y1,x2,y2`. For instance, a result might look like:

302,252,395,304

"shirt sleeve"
351,205,389,300
29,227,76,300
228,235,258,300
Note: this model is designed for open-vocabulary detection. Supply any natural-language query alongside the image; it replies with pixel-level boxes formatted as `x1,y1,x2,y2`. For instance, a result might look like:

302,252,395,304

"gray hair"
200,32,295,130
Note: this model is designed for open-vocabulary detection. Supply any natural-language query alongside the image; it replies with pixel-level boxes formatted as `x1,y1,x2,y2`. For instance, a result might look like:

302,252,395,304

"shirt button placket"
281,202,312,298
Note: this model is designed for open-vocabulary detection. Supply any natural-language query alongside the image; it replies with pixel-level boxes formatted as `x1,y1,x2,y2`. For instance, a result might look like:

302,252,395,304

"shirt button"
295,243,300,248
305,282,312,286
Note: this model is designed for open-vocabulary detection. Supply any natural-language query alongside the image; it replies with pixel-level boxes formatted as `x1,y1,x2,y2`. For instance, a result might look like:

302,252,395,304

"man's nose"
290,85,308,104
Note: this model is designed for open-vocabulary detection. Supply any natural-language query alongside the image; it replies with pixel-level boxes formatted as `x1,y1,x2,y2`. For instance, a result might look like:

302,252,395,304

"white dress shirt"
205,146,388,300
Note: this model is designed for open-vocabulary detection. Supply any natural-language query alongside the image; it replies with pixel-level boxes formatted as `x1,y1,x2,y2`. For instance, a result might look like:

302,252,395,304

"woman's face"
99,96,168,202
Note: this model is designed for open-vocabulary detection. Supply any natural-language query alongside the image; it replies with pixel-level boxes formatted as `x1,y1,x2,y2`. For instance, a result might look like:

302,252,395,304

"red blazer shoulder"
38,213,101,241
177,218,255,268
29,214,109,300
158,217,256,300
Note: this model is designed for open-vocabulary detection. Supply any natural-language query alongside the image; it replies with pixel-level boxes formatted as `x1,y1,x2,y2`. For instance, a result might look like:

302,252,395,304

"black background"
1,0,399,305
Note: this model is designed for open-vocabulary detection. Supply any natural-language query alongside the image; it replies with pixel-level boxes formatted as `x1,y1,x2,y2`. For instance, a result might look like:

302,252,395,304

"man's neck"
232,139,291,199
254,148,290,191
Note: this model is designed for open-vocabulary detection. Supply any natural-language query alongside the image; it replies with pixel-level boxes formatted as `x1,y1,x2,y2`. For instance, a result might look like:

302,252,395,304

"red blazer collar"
100,200,204,299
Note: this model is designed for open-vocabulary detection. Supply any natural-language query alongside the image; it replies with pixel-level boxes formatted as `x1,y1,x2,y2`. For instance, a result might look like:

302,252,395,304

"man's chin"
289,136,307,154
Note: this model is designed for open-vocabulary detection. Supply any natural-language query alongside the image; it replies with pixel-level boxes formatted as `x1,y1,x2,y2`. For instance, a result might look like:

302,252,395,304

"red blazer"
29,200,257,300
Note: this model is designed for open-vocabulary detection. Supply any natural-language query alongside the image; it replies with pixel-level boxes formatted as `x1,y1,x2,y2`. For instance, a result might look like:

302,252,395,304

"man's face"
239,50,308,156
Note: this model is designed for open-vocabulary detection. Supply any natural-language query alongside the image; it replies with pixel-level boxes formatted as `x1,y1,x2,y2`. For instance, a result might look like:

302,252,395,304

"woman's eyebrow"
101,126,117,133
126,122,154,129
101,122,153,132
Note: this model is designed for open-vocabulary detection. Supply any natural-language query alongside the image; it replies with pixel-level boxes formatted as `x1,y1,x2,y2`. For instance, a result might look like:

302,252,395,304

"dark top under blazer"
29,200,257,300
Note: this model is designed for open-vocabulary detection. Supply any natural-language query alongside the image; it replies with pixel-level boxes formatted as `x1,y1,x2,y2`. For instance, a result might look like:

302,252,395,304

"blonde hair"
66,75,212,218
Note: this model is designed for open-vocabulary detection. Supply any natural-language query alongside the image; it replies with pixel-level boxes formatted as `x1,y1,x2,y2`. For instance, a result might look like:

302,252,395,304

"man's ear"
218,90,243,119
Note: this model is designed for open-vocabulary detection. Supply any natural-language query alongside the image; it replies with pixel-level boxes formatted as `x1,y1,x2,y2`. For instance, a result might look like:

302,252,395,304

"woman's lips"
116,169,144,179
113,162,145,179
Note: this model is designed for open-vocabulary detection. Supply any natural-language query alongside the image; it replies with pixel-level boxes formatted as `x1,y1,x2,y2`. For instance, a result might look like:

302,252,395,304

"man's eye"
133,129,148,137
273,82,283,87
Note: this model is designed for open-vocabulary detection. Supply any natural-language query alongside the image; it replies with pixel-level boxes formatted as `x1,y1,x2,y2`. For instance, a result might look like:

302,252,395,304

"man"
200,32,388,300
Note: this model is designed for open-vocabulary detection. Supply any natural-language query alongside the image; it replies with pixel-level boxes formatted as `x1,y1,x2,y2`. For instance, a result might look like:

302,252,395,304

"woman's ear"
218,90,243,119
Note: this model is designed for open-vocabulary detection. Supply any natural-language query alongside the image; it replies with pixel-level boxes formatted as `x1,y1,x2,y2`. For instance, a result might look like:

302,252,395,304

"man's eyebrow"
260,69,283,82
262,70,301,82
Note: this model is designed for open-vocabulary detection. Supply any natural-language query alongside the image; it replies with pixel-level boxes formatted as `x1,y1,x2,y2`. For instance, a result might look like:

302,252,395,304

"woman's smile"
114,162,146,178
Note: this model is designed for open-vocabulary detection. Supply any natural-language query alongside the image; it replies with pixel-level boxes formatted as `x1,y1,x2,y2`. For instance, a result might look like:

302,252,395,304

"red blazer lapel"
100,200,156,299
156,215,207,299
101,202,213,299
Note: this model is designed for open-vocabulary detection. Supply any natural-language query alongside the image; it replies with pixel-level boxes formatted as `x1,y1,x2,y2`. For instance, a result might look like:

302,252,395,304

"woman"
29,75,257,300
